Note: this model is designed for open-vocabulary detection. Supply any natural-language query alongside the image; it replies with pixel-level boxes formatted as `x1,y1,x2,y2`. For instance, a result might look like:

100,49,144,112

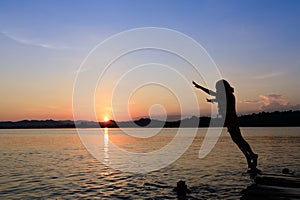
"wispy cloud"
259,94,288,110
1,31,69,50
242,94,300,112
242,99,261,104
252,72,283,79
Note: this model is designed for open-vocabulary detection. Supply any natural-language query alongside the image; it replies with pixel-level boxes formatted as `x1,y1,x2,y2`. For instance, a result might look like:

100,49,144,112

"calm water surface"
0,127,299,199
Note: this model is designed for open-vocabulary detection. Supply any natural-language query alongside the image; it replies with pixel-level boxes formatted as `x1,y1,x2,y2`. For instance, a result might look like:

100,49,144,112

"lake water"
0,127,299,199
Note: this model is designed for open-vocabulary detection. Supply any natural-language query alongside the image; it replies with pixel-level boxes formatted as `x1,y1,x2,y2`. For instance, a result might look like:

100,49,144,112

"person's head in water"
216,79,234,94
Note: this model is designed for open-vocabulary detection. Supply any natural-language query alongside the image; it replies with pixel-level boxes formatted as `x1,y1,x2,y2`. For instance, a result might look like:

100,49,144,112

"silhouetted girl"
193,80,259,172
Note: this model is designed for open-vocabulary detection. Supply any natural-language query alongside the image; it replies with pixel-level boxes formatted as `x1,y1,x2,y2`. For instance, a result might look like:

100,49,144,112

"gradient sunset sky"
0,0,299,121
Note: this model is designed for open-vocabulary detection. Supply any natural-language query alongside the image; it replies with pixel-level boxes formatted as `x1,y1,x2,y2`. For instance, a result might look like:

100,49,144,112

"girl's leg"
229,128,257,168
252,153,258,168
235,134,258,168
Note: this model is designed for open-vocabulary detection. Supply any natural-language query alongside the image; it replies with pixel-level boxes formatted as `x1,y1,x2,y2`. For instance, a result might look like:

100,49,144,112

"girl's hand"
207,98,213,103
192,81,201,88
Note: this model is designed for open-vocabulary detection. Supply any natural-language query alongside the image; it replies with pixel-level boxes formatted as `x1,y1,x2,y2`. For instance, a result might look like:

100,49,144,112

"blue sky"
0,0,299,120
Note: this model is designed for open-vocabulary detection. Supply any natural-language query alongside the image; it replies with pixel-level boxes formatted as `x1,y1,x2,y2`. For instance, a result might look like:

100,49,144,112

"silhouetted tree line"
0,110,299,128
238,110,300,127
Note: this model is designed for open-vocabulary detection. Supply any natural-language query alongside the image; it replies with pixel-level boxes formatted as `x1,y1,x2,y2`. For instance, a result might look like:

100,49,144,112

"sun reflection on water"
104,128,109,163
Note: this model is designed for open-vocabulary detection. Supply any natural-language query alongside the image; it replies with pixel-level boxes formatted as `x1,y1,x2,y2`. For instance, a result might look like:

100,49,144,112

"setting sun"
104,116,109,122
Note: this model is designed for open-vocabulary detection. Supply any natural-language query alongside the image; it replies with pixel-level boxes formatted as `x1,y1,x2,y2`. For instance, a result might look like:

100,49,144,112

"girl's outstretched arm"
192,81,217,96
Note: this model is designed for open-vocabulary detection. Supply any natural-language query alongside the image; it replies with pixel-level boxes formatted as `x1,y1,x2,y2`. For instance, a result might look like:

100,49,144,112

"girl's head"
216,79,234,93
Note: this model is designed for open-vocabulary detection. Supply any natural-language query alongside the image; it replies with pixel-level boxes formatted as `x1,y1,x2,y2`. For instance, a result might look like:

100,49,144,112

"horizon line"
1,110,299,123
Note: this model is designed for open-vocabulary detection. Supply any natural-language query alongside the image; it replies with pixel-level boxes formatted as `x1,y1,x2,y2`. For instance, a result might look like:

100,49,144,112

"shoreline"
1,110,299,129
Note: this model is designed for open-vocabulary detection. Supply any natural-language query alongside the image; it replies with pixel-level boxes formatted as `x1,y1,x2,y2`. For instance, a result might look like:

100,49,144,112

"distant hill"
93,110,300,128
238,110,300,127
0,120,76,128
0,110,299,128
